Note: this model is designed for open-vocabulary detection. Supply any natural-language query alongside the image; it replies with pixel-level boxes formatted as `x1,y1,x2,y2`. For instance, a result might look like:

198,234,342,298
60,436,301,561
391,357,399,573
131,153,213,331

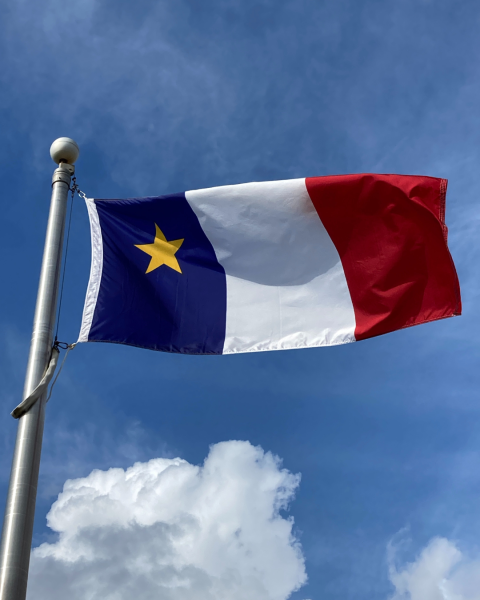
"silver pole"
0,138,79,600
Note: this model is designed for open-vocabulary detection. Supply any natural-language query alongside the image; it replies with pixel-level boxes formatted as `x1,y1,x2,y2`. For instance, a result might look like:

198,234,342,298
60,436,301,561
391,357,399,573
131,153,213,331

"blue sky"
1,1,480,598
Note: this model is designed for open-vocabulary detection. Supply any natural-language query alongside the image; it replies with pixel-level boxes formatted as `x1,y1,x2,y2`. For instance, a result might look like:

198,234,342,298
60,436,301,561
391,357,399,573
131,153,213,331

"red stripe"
305,174,461,341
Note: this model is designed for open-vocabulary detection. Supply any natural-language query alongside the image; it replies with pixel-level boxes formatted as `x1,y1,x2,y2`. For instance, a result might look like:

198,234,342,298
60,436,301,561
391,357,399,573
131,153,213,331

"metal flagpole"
0,138,79,600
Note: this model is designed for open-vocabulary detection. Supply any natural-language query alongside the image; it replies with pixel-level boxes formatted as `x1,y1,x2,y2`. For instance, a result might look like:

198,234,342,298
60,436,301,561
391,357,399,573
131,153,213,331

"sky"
1,0,480,598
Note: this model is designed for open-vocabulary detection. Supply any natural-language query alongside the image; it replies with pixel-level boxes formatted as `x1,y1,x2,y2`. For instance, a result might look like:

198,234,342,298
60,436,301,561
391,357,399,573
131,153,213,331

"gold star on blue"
135,224,184,274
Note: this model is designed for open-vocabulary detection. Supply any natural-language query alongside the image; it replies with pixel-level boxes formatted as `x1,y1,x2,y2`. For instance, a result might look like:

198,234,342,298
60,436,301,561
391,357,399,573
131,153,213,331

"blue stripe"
89,194,227,354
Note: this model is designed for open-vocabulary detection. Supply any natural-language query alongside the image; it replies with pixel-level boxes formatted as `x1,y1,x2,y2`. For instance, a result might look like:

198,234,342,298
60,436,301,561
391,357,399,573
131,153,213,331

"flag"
78,174,461,354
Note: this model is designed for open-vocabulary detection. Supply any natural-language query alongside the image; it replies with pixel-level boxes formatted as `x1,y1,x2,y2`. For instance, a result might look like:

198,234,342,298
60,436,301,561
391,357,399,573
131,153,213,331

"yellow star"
134,223,184,274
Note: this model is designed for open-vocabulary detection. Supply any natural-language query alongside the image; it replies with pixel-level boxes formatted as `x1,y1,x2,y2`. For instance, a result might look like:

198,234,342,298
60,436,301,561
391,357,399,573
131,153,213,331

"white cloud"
27,440,307,600
388,535,480,600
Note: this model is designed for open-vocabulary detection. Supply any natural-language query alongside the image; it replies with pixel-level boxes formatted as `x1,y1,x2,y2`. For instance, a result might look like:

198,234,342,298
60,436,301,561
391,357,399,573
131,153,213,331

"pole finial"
50,137,80,165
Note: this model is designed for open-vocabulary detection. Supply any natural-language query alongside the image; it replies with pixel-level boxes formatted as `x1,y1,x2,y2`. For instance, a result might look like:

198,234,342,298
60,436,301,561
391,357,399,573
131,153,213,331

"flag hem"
80,311,459,355
78,199,104,343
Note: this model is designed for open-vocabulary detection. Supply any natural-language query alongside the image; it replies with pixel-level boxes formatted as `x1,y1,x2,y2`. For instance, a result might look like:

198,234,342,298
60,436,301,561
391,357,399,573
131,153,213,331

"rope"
11,342,76,418
11,176,89,417
46,343,76,403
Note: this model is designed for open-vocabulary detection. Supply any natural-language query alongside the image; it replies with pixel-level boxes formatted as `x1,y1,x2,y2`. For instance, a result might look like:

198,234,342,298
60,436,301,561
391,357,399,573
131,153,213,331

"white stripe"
78,199,104,343
186,179,356,354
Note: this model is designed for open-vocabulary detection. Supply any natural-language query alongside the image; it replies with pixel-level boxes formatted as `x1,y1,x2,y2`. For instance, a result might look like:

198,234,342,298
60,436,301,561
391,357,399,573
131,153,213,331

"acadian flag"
78,174,461,354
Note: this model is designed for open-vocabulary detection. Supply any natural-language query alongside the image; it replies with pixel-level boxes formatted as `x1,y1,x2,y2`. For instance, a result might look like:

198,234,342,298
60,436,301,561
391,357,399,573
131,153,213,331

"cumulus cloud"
27,441,307,600
388,535,480,600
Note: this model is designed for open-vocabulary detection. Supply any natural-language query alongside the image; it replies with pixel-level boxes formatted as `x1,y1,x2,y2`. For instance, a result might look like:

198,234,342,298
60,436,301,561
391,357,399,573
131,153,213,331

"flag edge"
77,199,104,343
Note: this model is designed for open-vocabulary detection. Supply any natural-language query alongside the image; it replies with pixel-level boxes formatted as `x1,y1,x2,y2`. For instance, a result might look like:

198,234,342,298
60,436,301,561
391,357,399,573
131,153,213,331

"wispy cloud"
388,532,480,600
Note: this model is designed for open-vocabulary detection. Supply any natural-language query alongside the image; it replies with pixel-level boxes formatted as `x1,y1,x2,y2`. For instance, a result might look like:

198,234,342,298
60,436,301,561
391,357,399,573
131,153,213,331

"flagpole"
0,138,79,600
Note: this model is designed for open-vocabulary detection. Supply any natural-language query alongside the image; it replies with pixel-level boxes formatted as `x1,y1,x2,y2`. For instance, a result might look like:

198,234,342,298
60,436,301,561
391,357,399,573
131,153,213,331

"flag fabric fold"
78,174,461,354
